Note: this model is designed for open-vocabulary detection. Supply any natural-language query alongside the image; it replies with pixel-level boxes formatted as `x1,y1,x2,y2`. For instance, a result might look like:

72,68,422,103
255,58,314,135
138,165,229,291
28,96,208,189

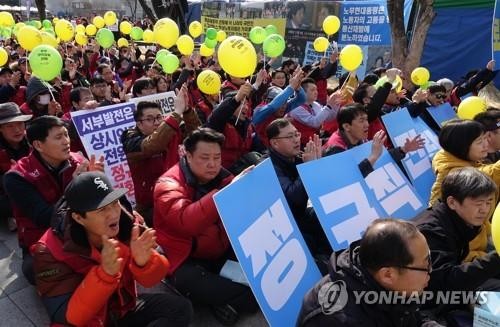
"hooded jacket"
298,244,428,327
429,149,500,261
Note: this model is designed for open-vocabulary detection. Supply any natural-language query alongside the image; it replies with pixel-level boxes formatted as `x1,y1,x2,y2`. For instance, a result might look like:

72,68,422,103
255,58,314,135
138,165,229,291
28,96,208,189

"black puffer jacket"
297,244,432,327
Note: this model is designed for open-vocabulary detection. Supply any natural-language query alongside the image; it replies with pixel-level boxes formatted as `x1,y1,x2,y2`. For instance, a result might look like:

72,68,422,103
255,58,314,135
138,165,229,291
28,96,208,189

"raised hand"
368,130,387,166
327,91,343,108
130,226,157,267
101,235,122,276
289,66,303,90
174,83,189,115
47,100,63,116
235,82,253,102
88,154,105,172
402,134,426,153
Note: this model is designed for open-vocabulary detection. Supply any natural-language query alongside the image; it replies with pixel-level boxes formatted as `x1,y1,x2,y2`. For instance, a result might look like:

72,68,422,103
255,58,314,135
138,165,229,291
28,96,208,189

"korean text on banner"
297,142,424,251
71,102,136,205
382,108,440,203
492,0,500,63
214,159,321,327
129,91,176,117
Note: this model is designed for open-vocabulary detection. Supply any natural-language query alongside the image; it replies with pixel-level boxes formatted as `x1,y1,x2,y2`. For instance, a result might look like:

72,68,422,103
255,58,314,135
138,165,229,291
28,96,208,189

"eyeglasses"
139,115,163,124
272,131,301,140
397,251,432,274
433,93,446,100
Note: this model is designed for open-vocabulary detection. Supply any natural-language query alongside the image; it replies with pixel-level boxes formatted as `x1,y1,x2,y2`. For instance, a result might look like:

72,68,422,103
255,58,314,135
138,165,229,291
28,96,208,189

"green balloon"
265,24,278,36
130,27,143,41
44,27,55,35
42,19,52,29
263,34,285,58
156,49,170,65
28,45,63,81
249,26,266,44
96,28,115,49
206,27,217,40
204,38,217,49
162,54,179,74
33,20,42,29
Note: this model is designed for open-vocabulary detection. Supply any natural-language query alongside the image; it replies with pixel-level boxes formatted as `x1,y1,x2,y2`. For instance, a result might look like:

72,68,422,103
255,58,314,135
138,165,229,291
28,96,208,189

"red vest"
289,105,318,146
368,117,390,147
316,79,328,105
221,122,254,169
10,152,84,249
324,130,349,151
254,113,276,147
37,229,136,326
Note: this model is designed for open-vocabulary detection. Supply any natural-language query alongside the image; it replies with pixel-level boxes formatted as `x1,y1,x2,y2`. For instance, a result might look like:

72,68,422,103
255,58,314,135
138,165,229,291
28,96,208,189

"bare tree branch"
35,0,46,21
137,0,158,22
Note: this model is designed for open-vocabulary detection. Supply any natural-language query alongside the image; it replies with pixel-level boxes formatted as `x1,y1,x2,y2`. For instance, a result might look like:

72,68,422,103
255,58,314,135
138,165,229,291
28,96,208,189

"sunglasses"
433,93,446,100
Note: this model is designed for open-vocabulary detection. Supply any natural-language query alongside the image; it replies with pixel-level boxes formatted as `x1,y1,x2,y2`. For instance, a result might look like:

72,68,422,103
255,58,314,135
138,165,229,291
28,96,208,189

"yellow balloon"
189,21,203,38
85,24,97,36
339,44,363,71
176,35,194,55
197,70,221,95
411,67,430,86
120,21,132,35
75,24,86,34
0,11,15,27
104,11,117,26
323,15,340,35
117,37,129,48
143,29,154,42
199,43,214,57
13,22,25,36
457,96,487,120
216,30,227,42
0,48,8,66
218,36,257,78
55,19,74,42
52,17,59,24
313,37,329,52
41,31,58,47
154,18,179,48
75,32,88,46
93,16,105,29
492,203,500,256
18,26,42,51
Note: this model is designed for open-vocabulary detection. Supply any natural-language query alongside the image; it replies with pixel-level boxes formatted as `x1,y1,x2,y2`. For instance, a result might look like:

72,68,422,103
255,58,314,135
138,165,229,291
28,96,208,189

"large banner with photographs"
201,0,393,78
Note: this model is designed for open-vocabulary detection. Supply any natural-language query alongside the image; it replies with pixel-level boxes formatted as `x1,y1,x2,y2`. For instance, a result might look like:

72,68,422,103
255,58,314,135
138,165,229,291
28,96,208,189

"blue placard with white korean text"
382,108,440,203
298,143,425,251
213,159,321,327
426,102,458,128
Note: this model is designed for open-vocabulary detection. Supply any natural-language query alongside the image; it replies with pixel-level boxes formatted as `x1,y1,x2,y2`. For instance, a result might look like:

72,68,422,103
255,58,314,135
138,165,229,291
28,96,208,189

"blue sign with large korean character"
298,143,424,251
426,102,457,128
382,108,440,203
213,159,321,327
350,141,425,219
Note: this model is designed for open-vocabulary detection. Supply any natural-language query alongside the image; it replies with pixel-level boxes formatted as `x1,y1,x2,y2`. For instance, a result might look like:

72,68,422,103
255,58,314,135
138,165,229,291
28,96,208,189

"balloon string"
43,81,56,101
235,98,246,126
339,71,351,91
26,51,29,74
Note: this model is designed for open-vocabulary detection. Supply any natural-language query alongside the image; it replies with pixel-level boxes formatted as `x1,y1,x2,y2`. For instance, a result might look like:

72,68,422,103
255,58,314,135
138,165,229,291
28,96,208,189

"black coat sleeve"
367,82,392,122
205,97,240,133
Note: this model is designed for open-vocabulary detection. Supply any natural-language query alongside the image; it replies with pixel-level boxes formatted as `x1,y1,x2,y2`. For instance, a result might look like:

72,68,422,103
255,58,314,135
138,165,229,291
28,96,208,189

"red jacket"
8,152,84,249
153,159,232,274
254,113,276,147
33,227,168,326
324,130,349,150
221,121,254,169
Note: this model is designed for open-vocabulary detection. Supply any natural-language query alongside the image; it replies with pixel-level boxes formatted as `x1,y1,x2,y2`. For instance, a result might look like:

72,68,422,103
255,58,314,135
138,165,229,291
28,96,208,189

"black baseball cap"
65,172,127,213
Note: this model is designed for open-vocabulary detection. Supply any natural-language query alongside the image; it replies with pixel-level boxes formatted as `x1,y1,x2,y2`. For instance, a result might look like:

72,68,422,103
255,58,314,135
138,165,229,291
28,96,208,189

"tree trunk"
388,0,436,90
35,0,46,21
137,0,158,23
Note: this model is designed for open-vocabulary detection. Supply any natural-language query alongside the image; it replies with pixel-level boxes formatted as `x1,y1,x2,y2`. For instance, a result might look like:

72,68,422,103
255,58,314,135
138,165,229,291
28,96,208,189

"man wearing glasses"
415,168,500,312
121,85,200,224
265,118,332,265
297,219,433,326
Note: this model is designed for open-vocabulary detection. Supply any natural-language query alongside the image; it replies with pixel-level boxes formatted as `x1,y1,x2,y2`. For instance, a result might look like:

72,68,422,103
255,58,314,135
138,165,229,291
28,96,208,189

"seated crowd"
1,16,500,327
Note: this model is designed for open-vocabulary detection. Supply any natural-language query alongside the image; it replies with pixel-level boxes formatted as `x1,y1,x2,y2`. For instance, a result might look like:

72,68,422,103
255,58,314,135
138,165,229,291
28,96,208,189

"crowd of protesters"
0,11,500,327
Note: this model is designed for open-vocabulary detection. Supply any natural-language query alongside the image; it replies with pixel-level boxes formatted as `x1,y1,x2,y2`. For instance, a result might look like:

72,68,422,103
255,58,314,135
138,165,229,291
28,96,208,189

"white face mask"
38,94,51,105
